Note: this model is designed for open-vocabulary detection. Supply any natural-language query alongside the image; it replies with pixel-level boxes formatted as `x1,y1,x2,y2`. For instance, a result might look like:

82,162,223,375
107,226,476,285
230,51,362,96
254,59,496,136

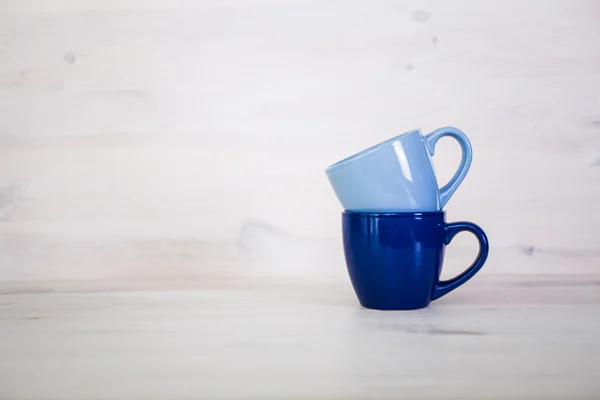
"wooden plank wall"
0,0,599,282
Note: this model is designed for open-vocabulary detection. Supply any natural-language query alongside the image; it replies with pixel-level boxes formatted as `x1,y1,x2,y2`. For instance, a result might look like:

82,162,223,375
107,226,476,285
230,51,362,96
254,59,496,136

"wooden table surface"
1,274,599,399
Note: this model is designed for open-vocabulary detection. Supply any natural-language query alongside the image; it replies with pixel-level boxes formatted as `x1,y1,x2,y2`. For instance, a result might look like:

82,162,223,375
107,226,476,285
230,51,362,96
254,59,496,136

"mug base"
357,298,431,311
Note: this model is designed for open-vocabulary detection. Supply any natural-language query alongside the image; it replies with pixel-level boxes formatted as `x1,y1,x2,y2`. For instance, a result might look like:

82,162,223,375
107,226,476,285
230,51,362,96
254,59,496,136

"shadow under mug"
342,211,489,310
326,127,472,212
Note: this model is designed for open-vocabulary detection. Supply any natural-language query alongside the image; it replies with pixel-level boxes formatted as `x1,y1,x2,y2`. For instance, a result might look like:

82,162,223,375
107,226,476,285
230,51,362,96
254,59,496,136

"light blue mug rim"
325,128,421,172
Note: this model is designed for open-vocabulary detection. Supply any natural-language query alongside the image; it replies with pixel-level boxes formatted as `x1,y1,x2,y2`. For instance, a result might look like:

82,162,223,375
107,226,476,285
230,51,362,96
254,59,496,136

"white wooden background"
1,0,599,282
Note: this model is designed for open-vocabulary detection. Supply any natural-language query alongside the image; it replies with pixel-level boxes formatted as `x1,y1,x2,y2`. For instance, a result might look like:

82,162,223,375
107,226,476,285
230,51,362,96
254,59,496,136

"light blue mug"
325,127,473,212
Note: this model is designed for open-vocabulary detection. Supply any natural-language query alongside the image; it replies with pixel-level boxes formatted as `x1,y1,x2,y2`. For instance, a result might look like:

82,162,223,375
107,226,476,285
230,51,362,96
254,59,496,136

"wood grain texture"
1,0,600,281
1,275,600,399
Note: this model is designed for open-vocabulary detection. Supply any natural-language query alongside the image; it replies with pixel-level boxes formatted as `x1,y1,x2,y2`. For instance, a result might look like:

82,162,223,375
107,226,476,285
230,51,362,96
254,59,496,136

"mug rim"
342,211,445,218
325,129,421,173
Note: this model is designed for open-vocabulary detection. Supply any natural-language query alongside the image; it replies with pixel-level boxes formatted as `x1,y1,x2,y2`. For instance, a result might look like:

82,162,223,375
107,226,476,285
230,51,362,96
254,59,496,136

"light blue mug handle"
424,127,473,208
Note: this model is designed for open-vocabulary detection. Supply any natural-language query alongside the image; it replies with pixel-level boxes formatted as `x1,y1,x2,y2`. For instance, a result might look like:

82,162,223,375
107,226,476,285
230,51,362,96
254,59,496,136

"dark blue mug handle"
425,127,473,209
431,222,489,301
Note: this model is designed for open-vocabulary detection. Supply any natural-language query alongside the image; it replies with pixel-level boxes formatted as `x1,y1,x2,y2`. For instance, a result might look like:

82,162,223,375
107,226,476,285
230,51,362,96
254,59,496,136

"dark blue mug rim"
342,211,445,218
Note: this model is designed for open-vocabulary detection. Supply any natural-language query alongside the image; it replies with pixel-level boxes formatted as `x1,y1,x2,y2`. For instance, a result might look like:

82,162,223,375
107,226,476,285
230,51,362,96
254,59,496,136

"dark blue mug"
342,211,489,310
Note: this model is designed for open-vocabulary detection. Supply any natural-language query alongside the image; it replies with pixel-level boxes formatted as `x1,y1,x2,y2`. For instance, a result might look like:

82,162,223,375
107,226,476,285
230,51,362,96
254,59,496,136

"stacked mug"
325,127,489,310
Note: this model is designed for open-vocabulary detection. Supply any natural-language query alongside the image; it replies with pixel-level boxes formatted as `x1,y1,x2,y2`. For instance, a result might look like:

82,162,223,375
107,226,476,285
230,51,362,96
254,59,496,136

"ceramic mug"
325,127,472,212
342,211,489,310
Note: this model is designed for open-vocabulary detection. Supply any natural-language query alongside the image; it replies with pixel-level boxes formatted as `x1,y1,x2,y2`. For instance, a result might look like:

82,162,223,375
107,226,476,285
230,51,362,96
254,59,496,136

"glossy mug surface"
342,211,489,310
326,127,473,212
